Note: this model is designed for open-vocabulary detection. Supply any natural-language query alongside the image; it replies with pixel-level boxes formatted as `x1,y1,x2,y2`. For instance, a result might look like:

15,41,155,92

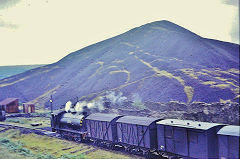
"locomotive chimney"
82,105,90,117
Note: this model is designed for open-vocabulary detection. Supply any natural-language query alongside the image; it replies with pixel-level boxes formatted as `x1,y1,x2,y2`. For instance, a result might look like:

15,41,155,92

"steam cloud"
65,101,72,112
105,91,127,105
67,91,128,113
75,101,87,112
131,93,142,103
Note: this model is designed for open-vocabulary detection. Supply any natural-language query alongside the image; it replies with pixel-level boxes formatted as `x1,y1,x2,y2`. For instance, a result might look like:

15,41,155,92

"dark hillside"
0,20,239,109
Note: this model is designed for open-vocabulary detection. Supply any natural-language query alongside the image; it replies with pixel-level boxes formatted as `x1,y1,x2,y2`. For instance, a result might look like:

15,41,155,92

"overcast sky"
0,0,239,66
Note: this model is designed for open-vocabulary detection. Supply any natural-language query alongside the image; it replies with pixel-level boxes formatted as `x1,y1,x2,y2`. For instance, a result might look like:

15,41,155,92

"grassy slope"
4,117,50,129
0,129,141,159
0,145,29,159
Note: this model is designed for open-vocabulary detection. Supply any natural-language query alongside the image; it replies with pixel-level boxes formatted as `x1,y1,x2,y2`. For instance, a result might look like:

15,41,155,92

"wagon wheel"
130,149,135,154
67,135,72,141
168,156,178,159
75,137,81,142
136,148,143,155
94,140,99,146
110,144,115,150
60,133,65,139
125,147,130,152
143,151,150,157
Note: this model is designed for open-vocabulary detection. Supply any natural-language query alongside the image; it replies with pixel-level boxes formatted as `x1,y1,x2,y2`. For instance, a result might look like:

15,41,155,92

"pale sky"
0,0,239,66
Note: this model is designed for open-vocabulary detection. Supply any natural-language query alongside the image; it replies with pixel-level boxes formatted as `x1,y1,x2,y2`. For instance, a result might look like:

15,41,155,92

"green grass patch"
30,112,51,118
184,86,194,104
0,138,32,157
0,136,86,159
0,129,138,159
0,145,31,159
202,81,216,85
4,117,51,128
211,84,230,89
228,68,239,74
180,68,198,79
6,118,29,124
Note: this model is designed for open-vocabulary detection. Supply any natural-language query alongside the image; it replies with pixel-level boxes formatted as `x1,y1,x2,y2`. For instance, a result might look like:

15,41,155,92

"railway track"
0,123,56,137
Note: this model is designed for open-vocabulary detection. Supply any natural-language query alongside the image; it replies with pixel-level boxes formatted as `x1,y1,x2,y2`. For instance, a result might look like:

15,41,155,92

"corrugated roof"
116,116,161,126
86,113,122,122
217,125,240,137
0,98,18,105
157,119,224,130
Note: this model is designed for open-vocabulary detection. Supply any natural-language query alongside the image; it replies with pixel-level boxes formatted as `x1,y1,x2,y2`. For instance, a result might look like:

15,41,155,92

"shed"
85,113,123,142
0,98,19,113
217,125,240,159
116,116,162,149
23,103,35,113
157,119,225,159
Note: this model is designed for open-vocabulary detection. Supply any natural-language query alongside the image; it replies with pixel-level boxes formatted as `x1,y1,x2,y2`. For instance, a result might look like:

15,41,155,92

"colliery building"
0,98,19,113
23,103,35,113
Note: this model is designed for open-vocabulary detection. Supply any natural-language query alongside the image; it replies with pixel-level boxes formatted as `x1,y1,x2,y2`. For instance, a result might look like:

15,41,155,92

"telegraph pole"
50,95,53,113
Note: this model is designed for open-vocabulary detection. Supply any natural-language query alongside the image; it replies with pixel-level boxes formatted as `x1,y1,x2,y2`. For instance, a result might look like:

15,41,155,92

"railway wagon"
217,125,240,159
157,119,225,159
85,113,122,145
51,109,240,159
116,116,161,153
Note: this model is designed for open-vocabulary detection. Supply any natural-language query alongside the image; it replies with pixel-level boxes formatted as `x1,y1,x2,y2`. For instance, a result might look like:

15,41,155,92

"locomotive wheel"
130,149,136,154
77,137,82,142
94,140,99,146
60,133,64,138
110,144,116,150
107,144,113,150
143,150,151,158
125,147,130,152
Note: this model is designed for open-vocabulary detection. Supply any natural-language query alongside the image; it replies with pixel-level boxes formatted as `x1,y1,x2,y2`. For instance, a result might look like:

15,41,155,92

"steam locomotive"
51,103,239,159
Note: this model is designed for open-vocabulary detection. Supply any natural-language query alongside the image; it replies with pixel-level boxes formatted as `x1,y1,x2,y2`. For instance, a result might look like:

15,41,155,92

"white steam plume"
65,101,72,112
73,91,128,112
105,91,127,105
75,101,87,112
132,93,142,103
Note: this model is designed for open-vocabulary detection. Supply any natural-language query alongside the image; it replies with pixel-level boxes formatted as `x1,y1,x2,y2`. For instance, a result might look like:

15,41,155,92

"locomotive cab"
51,110,65,132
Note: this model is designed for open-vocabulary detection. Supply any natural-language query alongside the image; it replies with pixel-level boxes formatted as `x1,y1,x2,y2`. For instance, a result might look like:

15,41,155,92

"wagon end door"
165,126,175,153
228,136,239,159
173,127,188,157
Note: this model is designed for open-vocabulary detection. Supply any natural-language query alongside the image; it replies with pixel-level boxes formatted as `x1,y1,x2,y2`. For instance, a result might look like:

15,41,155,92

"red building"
23,103,35,113
0,98,19,113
